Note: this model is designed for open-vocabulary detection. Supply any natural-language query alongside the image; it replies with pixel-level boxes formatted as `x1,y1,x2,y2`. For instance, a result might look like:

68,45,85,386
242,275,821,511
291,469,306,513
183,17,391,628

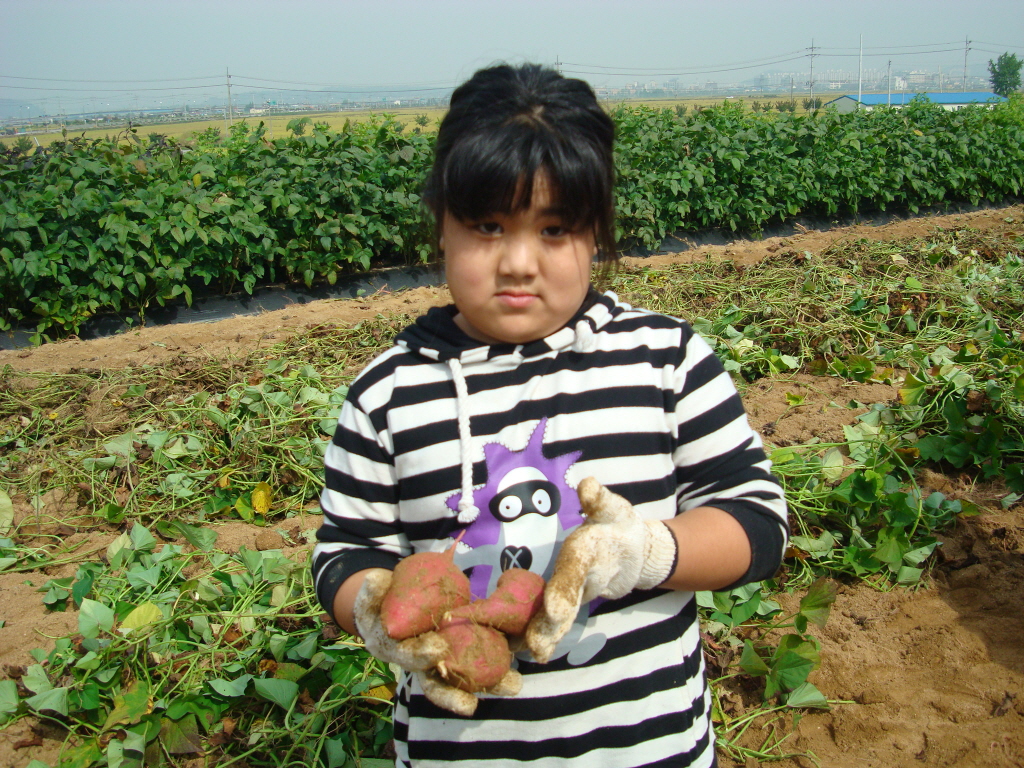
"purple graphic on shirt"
446,418,583,600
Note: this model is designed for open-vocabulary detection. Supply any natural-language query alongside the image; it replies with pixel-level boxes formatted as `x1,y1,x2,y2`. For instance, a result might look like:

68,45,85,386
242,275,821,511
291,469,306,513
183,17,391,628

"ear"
438,234,445,251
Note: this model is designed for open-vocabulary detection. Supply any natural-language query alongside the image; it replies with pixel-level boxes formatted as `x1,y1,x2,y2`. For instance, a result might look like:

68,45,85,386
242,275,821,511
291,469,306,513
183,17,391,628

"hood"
395,288,619,525
395,287,616,364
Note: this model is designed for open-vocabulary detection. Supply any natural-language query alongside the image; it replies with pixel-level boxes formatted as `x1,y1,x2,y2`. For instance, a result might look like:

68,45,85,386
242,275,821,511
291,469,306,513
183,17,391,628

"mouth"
496,292,537,309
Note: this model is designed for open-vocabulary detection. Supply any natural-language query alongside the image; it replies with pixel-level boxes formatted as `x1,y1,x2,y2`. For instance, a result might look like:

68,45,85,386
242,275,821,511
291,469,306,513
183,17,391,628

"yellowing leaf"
367,685,393,701
193,173,202,187
121,601,163,633
820,448,845,482
103,680,152,730
252,482,273,515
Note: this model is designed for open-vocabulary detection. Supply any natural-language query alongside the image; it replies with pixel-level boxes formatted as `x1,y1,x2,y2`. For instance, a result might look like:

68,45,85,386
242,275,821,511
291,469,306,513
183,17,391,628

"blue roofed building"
824,92,1008,113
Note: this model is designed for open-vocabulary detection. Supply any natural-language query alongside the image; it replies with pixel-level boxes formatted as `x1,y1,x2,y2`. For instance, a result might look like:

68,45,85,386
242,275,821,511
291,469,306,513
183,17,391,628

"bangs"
438,122,607,232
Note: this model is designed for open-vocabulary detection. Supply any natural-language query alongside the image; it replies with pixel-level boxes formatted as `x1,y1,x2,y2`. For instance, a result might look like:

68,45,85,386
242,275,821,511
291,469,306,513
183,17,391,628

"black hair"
423,63,617,266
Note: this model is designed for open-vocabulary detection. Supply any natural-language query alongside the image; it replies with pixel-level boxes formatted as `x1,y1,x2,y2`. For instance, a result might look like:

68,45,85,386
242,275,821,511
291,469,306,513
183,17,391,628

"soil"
1,204,1022,768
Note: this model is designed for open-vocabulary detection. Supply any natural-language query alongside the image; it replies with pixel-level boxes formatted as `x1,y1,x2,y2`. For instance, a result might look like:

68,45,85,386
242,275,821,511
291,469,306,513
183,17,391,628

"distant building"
824,92,1008,113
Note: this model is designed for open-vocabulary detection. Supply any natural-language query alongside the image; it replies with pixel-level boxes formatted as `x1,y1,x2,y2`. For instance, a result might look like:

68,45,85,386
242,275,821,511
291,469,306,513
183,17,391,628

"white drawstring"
447,357,480,523
572,320,597,353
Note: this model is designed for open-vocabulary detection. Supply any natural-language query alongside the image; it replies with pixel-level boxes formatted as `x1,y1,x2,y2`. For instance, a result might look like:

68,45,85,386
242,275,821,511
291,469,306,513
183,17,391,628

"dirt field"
1,205,1022,767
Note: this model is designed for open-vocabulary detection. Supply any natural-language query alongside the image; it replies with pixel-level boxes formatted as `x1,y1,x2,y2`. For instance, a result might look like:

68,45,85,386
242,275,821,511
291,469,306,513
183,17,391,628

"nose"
498,231,540,279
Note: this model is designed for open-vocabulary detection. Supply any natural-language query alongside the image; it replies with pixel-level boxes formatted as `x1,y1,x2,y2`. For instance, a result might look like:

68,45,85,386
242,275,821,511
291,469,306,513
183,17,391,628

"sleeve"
311,391,408,622
671,324,789,587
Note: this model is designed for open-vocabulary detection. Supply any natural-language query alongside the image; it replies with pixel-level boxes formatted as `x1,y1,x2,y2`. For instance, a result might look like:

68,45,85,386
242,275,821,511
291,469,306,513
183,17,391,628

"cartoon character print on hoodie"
445,418,610,665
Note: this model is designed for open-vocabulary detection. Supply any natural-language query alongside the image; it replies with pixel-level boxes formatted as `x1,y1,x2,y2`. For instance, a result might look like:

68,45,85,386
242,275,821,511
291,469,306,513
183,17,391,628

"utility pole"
554,56,561,75
226,67,234,127
808,39,816,110
887,60,892,106
857,34,863,107
962,36,970,92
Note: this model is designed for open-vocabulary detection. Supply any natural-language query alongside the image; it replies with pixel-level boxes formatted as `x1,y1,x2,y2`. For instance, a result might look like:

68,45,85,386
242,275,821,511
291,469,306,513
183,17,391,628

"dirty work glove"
526,477,678,663
353,568,449,672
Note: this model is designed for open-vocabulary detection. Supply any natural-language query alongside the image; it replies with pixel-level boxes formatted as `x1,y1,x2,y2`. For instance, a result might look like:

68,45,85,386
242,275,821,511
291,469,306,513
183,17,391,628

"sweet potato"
436,619,512,693
444,568,545,636
381,545,471,640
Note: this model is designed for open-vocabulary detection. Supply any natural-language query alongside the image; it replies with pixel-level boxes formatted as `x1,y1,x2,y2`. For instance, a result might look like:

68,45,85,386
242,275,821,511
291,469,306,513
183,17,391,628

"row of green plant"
3,97,1023,340
1,226,1021,766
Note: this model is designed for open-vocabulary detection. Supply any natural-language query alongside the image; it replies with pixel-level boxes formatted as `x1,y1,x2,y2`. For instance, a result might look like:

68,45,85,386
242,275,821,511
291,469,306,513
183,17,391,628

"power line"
0,74,223,83
563,55,809,78
562,49,807,73
0,83,224,92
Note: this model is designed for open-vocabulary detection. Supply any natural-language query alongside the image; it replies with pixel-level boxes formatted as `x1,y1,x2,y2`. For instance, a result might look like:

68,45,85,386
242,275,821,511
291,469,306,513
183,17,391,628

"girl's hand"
525,478,678,663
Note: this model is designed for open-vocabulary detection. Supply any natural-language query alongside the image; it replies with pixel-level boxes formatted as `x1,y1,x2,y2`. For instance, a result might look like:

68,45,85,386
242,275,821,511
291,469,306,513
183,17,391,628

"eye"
541,225,568,237
475,221,502,235
498,495,523,519
532,489,551,513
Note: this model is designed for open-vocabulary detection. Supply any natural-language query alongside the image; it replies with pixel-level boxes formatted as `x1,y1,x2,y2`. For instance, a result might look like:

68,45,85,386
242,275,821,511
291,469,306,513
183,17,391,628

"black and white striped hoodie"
313,290,787,768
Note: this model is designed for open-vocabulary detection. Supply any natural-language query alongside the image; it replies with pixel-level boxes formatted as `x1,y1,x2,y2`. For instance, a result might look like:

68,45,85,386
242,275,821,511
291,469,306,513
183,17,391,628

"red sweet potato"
436,619,512,693
381,545,471,640
444,568,545,636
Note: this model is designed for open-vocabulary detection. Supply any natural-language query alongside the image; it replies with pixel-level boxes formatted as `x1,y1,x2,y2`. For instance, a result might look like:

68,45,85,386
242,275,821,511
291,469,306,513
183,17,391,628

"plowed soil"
2,204,1022,768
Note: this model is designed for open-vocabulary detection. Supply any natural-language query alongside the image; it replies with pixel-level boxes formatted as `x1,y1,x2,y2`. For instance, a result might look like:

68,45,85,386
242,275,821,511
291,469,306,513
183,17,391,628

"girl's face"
442,172,596,345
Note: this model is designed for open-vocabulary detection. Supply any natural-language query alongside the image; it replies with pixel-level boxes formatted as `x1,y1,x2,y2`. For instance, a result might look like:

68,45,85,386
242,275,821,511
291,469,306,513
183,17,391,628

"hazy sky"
2,0,1022,114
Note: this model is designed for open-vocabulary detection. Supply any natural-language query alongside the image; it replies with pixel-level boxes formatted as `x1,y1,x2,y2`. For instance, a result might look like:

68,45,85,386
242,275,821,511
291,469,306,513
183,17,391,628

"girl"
312,63,787,768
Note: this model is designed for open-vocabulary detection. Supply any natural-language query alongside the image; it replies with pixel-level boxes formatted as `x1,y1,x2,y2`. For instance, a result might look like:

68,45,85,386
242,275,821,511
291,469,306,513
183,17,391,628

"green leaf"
22,664,52,694
0,488,13,536
324,738,348,768
129,524,157,552
905,276,924,290
103,431,137,459
771,650,815,693
896,565,924,585
786,681,829,709
798,579,837,628
739,640,770,676
209,674,252,698
159,713,203,754
59,741,102,768
165,520,218,551
252,677,298,710
0,679,19,721
26,686,69,715
79,598,116,639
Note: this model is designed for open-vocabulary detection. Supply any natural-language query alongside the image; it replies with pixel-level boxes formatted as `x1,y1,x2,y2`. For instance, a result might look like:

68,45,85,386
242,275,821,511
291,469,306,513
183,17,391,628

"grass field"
2,94,826,148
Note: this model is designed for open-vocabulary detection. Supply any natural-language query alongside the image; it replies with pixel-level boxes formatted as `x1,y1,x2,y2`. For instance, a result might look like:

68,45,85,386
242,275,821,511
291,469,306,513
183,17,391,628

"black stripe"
345,348,405,400
324,465,399,504
679,349,727,399
392,385,674,457
316,514,402,543
408,669,708,762
465,345,682,395
392,418,459,456
384,377,454,412
606,312,685,335
331,420,392,463
677,393,748,443
675,442,770,490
